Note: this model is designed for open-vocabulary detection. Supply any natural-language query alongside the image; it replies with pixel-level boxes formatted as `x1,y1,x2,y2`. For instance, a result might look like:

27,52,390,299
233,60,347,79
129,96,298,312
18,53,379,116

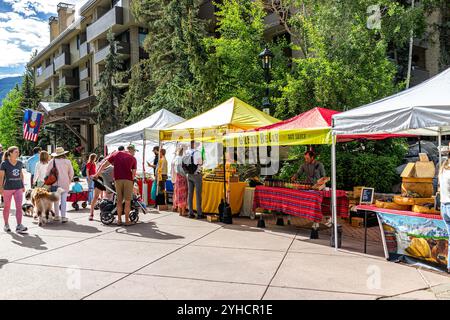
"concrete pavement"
0,207,450,300
0,169,449,300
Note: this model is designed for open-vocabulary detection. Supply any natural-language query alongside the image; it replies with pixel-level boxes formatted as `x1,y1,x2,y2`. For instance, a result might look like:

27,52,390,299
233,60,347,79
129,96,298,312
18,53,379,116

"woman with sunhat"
46,147,74,223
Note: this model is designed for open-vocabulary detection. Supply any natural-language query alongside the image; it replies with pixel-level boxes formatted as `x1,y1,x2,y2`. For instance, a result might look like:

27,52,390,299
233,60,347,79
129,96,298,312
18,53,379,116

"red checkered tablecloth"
253,186,349,222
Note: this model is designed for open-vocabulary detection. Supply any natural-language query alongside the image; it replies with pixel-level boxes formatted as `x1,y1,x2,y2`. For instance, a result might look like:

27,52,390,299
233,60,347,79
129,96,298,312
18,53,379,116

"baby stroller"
94,179,147,225
67,191,89,211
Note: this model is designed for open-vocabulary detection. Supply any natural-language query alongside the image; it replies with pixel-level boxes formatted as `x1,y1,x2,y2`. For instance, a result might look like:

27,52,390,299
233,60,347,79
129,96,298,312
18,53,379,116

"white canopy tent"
330,67,450,250
104,109,185,176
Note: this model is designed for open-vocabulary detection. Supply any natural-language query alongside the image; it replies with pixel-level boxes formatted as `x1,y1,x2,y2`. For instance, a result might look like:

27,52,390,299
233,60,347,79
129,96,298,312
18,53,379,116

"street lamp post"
257,46,274,229
259,46,274,110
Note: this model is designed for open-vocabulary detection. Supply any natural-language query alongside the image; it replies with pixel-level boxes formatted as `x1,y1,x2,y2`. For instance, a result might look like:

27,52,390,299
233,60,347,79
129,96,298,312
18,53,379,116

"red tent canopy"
256,107,414,142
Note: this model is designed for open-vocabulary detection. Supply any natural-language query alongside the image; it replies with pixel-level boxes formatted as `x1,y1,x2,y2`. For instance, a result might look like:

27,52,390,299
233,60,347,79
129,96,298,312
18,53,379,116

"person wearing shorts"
96,145,137,226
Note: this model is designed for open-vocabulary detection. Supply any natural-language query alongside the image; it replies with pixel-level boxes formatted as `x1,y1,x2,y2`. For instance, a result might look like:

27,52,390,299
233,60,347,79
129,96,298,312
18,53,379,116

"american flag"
23,109,43,142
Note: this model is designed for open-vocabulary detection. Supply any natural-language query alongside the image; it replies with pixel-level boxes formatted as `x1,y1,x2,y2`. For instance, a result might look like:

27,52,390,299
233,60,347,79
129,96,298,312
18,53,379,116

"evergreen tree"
94,29,124,144
20,50,41,111
131,0,208,118
0,88,23,148
53,85,71,103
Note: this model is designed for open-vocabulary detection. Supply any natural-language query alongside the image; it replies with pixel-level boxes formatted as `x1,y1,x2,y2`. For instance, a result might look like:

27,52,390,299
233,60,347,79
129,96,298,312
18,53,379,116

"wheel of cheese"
393,196,415,206
375,200,411,211
412,205,440,215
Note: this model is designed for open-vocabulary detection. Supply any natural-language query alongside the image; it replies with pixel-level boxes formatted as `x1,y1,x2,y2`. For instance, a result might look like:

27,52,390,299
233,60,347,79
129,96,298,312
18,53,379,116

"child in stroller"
95,178,147,225
67,177,88,211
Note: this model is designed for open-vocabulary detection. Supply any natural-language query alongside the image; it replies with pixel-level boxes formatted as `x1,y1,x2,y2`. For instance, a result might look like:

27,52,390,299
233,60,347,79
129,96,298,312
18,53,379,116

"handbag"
44,160,58,186
151,180,157,200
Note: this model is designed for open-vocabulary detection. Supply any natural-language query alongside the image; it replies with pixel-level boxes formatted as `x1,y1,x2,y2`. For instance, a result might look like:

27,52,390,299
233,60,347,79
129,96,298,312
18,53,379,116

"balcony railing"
86,6,124,43
94,41,130,64
59,76,78,88
36,64,54,86
80,67,90,81
54,52,71,71
79,41,90,59
80,91,90,100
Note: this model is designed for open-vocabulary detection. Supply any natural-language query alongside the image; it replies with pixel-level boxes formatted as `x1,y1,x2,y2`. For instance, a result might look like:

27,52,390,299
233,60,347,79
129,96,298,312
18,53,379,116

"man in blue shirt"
27,147,41,187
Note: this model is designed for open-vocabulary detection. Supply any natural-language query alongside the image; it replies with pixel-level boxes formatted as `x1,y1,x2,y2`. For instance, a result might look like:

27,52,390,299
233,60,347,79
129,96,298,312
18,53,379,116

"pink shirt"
46,158,74,192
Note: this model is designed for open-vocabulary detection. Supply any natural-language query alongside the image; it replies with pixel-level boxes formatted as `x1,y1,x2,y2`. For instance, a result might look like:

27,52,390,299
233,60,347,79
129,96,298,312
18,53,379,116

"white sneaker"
61,217,68,223
53,215,61,222
3,224,10,232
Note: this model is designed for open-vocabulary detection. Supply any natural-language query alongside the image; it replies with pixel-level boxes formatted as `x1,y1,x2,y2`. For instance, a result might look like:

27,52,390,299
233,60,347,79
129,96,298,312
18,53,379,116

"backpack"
182,151,198,175
81,163,87,177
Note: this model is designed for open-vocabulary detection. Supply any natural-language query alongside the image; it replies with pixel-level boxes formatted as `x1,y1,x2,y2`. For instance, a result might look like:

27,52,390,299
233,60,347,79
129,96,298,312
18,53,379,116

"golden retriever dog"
30,187,64,226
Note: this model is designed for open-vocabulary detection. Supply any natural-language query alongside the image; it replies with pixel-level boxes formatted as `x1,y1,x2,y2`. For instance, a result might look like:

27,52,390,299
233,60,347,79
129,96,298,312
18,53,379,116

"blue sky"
0,0,85,79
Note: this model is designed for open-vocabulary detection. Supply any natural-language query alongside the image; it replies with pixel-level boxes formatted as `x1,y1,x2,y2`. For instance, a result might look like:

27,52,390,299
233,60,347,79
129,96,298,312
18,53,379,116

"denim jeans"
440,202,450,269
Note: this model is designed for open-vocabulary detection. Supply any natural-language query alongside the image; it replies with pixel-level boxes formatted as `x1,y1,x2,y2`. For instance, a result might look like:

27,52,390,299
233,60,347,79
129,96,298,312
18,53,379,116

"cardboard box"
353,186,364,199
414,161,435,178
401,163,416,178
207,215,219,222
419,153,429,162
351,217,364,228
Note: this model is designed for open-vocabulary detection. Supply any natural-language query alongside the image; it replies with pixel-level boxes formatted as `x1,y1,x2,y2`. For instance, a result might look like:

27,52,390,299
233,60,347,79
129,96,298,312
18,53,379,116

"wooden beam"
64,123,88,144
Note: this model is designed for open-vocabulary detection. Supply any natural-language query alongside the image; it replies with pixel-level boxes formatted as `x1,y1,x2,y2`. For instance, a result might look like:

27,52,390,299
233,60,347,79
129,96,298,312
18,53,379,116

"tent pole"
331,133,338,251
438,128,442,171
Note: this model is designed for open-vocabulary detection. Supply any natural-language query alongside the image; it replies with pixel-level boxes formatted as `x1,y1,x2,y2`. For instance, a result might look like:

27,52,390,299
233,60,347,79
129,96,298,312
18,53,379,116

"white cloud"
3,0,83,17
0,73,22,79
0,0,89,74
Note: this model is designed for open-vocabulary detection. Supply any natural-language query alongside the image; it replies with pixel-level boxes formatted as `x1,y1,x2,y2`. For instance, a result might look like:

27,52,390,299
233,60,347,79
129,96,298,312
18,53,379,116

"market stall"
105,109,185,205
332,67,450,261
253,185,349,222
160,97,280,218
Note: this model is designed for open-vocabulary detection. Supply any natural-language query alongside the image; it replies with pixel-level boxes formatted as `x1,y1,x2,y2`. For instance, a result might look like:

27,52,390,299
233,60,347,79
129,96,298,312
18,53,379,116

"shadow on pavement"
9,233,48,250
43,221,102,234
0,259,8,269
114,221,185,241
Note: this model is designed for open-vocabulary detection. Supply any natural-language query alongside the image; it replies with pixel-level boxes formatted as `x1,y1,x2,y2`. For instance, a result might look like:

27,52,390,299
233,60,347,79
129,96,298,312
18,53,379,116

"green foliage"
53,85,71,103
0,88,23,148
131,0,207,117
94,29,124,141
203,0,290,110
67,153,81,177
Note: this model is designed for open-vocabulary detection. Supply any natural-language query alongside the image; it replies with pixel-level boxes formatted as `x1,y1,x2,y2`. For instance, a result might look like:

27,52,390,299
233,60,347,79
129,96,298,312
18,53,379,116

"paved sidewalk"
0,205,450,300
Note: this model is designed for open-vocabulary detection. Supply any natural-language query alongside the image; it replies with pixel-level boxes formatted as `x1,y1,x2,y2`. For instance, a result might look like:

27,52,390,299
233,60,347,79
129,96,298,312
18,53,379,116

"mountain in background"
0,76,23,105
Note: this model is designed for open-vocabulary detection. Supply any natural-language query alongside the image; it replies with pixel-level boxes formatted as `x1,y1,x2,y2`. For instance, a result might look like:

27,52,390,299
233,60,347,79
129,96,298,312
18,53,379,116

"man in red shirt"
95,145,137,226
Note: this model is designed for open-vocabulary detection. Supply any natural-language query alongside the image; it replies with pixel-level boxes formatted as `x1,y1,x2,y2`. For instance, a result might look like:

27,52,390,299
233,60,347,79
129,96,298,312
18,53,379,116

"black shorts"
93,177,106,191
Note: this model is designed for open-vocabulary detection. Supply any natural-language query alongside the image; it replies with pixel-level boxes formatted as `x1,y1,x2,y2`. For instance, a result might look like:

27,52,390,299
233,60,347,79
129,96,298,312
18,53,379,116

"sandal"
89,215,94,221
124,221,133,226
117,221,123,226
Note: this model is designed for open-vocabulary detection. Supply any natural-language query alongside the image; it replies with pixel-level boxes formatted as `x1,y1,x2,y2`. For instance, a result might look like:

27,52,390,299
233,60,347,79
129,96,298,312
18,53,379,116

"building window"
139,27,148,48
76,35,80,50
112,0,120,7
36,66,43,77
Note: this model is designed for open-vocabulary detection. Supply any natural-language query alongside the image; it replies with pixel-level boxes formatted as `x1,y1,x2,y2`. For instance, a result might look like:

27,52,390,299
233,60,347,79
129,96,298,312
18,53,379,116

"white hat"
51,147,69,157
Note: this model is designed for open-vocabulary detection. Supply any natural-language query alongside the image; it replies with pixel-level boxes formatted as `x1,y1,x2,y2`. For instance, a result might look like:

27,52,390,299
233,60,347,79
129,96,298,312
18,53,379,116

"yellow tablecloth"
193,181,247,214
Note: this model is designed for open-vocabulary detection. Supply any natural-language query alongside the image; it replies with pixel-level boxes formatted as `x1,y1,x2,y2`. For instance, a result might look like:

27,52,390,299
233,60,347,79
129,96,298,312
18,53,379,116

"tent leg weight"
276,217,284,226
257,215,265,228
310,228,319,239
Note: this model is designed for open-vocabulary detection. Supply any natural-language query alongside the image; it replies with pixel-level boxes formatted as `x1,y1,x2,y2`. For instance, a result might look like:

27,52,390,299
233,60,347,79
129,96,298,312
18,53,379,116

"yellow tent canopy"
159,97,280,142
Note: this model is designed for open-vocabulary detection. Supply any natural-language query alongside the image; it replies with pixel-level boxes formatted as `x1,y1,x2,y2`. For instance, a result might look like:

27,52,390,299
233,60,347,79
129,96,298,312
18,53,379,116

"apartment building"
29,0,148,151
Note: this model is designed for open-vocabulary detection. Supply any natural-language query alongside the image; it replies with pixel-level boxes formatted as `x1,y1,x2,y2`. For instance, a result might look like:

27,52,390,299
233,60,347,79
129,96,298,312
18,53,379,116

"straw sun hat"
51,147,69,157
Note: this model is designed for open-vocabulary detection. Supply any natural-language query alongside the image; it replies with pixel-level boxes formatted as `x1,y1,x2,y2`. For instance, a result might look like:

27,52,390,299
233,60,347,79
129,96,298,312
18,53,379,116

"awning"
332,67,450,136
160,97,280,142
